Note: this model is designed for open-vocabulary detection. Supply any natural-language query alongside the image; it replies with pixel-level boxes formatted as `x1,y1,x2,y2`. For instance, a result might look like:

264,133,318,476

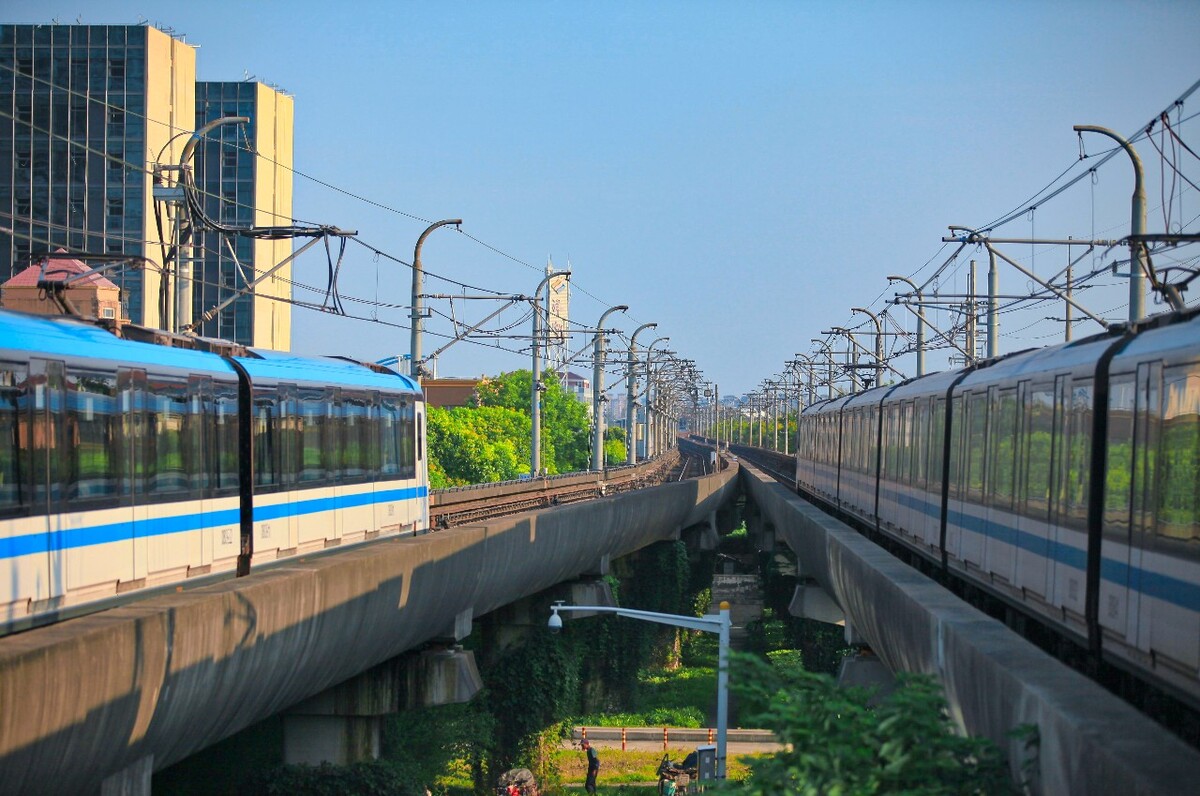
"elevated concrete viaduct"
0,462,739,794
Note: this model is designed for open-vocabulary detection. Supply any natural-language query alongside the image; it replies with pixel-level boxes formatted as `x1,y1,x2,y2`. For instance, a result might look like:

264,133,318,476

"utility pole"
851,307,883,388
644,337,669,458
410,218,462,383
987,249,999,358
591,305,627,471
626,322,657,464
887,276,925,377
1074,124,1146,323
966,260,977,364
531,267,570,476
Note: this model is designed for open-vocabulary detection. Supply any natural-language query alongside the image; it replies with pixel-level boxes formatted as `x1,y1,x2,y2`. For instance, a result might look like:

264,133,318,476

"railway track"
430,450,681,528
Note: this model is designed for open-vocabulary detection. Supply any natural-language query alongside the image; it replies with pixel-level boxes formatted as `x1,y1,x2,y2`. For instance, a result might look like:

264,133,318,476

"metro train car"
0,308,428,631
795,307,1200,709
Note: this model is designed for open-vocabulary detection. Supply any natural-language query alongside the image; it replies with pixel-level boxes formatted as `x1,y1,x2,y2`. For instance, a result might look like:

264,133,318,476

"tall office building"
0,23,293,349
192,81,293,348
0,23,196,327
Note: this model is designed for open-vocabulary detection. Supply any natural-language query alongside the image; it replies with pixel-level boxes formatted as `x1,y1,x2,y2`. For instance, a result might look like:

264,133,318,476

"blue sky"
8,1,1200,397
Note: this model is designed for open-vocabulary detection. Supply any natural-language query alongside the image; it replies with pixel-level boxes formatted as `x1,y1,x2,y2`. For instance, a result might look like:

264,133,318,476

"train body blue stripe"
872,481,1200,612
0,486,428,561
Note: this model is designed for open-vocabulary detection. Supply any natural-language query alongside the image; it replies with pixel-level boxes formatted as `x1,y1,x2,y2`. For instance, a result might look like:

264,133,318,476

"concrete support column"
283,648,482,766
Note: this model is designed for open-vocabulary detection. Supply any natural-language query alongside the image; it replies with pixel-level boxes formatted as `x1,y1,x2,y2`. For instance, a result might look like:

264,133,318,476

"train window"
930,398,945,489
1157,364,1200,542
866,408,878,474
65,369,120,502
966,392,988,501
916,399,931,489
145,378,191,496
341,392,373,482
1062,380,1093,529
297,388,327,484
1023,387,1055,520
902,405,912,485
413,406,422,471
990,389,1018,510
253,389,282,489
948,395,964,499
380,397,401,476
883,405,892,480
0,365,28,513
1104,376,1136,537
213,382,239,494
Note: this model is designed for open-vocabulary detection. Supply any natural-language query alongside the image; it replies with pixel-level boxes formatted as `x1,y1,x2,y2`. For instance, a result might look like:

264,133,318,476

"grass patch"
554,747,756,785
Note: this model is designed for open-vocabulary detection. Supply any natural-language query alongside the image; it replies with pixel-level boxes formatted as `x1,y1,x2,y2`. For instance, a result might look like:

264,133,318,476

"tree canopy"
473,370,592,475
427,369,597,487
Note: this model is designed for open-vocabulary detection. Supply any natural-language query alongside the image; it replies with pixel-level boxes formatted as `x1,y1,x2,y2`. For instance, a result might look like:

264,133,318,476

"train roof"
1110,308,1200,371
0,309,235,376
235,348,422,395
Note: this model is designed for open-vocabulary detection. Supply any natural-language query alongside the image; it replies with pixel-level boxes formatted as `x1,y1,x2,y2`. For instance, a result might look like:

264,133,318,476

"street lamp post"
410,218,463,383
592,305,628,471
548,601,733,779
532,268,570,476
626,322,658,464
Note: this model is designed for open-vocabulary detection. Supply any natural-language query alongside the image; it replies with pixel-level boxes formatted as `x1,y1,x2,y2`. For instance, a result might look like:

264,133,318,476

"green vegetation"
723,653,1030,796
427,369,604,487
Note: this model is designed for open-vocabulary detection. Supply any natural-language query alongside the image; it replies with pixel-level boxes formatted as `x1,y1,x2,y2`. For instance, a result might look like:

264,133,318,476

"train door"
1142,361,1200,677
1016,383,1053,601
278,383,298,555
193,376,214,569
984,386,1018,584
945,392,967,562
1129,361,1161,655
959,390,989,568
29,359,67,604
120,369,150,584
1051,374,1090,622
416,404,428,530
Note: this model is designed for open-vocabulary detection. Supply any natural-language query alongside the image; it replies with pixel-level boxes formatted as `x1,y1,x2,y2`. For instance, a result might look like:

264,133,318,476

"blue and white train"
796,307,1200,710
0,308,428,631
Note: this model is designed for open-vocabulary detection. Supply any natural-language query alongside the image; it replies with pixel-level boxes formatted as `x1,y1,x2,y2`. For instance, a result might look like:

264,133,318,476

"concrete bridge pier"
282,647,482,766
486,579,618,654
680,512,720,551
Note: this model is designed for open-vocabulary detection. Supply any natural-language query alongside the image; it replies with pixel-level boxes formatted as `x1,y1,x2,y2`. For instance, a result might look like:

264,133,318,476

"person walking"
581,739,600,795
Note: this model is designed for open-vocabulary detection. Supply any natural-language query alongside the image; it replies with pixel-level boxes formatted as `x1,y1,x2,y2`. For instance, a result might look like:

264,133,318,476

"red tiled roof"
3,249,120,289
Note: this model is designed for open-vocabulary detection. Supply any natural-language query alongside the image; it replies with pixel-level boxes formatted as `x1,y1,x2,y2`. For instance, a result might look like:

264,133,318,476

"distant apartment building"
0,23,293,349
558,370,592,414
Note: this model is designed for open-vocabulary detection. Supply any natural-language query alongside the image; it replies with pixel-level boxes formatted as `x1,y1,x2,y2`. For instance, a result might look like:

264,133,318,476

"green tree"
603,426,626,466
427,404,531,486
473,370,592,474
723,653,1024,795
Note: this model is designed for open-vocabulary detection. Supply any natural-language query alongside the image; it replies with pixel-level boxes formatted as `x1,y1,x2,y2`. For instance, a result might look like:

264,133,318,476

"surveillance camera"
547,611,563,634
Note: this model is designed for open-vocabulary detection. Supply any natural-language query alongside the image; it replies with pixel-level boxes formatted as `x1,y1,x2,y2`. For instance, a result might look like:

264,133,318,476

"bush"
726,653,1024,795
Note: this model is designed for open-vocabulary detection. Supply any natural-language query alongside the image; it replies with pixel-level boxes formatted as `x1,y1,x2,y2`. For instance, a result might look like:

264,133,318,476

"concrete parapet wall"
0,464,738,793
738,462,1200,796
